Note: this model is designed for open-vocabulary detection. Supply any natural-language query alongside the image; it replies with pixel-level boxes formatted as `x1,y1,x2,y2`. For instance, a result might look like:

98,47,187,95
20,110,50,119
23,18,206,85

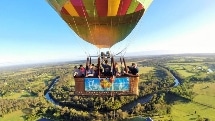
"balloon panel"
47,0,153,48
61,10,143,48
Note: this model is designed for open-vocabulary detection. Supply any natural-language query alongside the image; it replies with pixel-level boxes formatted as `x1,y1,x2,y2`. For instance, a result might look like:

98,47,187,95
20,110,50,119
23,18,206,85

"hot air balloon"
46,0,153,96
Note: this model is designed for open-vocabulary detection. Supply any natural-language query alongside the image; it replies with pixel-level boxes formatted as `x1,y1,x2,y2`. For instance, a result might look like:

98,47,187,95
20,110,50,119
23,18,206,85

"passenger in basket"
73,66,81,77
79,65,86,77
86,64,95,77
114,62,120,76
128,63,139,75
102,60,112,76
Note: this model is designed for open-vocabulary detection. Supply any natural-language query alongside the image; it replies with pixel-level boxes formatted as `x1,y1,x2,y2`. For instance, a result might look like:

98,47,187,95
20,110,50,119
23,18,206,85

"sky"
1,0,215,66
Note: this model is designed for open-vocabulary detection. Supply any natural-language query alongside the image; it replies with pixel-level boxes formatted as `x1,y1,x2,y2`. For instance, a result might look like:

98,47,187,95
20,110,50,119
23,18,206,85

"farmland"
1,54,215,121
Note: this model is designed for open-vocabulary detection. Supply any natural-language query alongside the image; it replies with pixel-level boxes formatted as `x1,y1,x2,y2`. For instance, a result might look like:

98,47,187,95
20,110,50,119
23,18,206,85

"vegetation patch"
1,54,215,121
193,82,215,96
171,102,215,121
0,110,25,121
192,82,215,108
138,66,154,74
2,91,32,99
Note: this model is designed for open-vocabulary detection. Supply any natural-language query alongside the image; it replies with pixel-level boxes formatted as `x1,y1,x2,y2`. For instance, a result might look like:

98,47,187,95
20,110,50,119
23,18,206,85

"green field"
192,82,215,107
170,82,215,121
138,66,154,82
150,81,215,121
176,70,195,78
0,110,25,121
2,55,215,121
138,66,154,74
171,102,215,120
166,63,210,78
3,91,33,99
167,64,195,78
193,82,215,96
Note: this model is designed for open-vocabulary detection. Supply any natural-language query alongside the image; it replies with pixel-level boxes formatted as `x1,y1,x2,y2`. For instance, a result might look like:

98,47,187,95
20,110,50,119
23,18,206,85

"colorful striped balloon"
47,0,153,48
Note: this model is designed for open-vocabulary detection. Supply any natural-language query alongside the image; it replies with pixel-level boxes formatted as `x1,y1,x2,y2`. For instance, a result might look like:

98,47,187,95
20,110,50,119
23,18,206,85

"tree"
166,106,171,114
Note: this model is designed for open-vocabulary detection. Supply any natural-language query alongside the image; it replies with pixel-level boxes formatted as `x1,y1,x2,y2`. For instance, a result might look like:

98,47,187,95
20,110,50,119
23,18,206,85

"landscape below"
0,54,215,121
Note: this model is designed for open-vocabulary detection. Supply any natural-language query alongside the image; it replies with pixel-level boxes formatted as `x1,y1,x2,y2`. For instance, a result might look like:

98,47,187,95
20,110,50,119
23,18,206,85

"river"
44,78,59,105
174,77,180,86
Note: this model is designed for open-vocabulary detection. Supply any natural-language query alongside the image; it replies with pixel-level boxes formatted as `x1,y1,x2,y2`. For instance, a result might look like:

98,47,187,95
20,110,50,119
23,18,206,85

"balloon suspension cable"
97,49,100,57
115,46,128,56
96,47,100,57
126,7,147,52
122,10,138,55
112,1,142,56
115,3,146,57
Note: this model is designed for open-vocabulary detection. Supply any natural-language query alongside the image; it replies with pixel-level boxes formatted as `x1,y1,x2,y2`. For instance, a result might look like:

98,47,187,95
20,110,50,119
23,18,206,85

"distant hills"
1,52,215,68
126,50,215,57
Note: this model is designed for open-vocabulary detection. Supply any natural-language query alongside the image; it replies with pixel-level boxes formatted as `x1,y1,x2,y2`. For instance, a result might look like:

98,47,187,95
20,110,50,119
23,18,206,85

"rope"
121,9,145,57
111,3,145,57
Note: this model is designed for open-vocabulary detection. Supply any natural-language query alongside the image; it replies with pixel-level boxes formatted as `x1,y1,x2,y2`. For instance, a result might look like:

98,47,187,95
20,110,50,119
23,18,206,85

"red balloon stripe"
61,7,70,15
70,0,88,17
135,3,144,12
95,0,108,17
117,0,132,16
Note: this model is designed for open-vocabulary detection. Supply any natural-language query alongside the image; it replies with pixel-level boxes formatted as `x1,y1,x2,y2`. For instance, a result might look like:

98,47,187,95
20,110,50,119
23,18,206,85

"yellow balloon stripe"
63,1,79,16
47,0,153,48
108,0,121,16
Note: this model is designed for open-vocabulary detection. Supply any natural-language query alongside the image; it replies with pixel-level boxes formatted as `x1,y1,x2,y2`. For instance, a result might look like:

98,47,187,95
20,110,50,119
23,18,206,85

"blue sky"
0,0,215,66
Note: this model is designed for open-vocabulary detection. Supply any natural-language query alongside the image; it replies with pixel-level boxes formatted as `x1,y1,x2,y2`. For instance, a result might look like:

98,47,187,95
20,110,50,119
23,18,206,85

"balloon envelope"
47,0,153,48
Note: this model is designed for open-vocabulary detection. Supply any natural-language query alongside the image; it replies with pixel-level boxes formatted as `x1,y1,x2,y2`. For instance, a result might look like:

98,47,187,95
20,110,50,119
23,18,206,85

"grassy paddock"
3,91,32,99
194,95,215,108
193,82,215,96
167,62,203,65
171,102,215,120
4,76,54,99
192,82,215,107
138,66,154,82
0,110,25,121
169,82,215,121
176,70,195,78
153,81,215,121
167,63,204,78
138,67,154,74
